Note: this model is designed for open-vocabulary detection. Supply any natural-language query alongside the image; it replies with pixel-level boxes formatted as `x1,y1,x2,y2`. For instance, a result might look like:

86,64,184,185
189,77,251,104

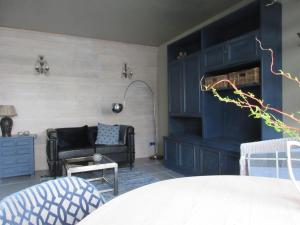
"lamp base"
0,116,13,137
149,154,163,160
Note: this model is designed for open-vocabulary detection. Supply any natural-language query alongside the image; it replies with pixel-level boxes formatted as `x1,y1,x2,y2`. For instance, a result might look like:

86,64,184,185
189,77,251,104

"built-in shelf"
202,1,260,49
168,30,202,63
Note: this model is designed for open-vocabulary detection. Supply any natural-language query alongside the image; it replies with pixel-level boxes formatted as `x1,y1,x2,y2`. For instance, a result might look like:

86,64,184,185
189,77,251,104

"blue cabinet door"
220,151,240,175
169,61,183,114
227,32,259,65
203,44,226,71
202,148,220,175
164,138,178,169
178,143,195,174
203,32,259,72
183,54,201,116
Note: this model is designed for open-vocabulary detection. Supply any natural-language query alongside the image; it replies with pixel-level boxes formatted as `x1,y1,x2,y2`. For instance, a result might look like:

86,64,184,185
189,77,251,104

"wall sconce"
35,55,50,75
121,63,133,79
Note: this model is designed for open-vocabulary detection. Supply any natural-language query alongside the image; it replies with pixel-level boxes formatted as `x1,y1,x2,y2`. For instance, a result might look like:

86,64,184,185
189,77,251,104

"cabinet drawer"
0,147,32,156
17,146,32,154
0,140,16,147
1,148,17,156
0,138,33,148
0,164,33,178
0,155,33,167
16,139,32,146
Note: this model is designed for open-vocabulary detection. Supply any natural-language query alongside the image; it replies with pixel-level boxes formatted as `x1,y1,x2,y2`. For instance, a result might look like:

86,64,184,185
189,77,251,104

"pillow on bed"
95,123,120,145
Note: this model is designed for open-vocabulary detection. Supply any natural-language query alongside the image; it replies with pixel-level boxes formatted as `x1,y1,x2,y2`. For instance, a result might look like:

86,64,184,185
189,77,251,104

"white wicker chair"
240,138,300,180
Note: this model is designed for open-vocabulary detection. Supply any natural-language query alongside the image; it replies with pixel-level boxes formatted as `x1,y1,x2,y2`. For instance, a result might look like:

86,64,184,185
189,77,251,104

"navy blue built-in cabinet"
165,0,282,176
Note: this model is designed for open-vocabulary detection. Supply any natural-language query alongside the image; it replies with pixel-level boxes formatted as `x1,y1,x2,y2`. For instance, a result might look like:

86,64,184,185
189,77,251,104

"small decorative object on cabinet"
0,105,17,137
176,51,187,60
0,136,35,178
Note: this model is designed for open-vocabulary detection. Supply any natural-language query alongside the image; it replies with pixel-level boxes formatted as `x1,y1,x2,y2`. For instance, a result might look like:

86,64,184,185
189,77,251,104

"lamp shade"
0,105,17,117
112,103,123,113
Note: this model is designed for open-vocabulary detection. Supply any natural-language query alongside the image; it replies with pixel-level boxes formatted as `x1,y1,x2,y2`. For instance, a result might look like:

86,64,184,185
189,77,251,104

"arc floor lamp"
112,80,159,160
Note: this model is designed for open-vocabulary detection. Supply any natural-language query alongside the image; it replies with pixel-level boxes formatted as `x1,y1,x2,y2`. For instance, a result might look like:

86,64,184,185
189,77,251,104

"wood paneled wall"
0,27,157,170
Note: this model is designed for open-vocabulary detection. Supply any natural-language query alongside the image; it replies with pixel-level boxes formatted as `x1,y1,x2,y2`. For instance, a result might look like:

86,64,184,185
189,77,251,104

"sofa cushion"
95,145,128,154
58,147,95,160
56,126,90,151
95,123,119,145
87,126,98,145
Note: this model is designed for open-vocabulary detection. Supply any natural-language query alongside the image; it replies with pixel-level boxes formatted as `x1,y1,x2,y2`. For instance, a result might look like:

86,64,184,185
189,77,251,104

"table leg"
67,170,72,177
101,169,105,183
114,167,118,196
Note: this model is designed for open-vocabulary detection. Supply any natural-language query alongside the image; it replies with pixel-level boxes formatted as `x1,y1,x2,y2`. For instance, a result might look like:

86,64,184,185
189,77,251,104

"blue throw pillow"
95,123,120,145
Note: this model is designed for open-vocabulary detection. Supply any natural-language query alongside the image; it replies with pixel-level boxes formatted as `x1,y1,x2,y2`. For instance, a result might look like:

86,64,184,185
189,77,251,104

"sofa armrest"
47,128,58,139
126,126,135,165
46,129,58,161
126,126,134,147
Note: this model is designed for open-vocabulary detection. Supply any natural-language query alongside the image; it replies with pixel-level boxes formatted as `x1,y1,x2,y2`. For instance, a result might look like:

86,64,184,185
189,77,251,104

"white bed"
78,176,300,225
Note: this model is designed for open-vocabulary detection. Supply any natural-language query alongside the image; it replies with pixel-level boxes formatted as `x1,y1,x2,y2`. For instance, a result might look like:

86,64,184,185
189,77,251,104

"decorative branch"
256,38,300,86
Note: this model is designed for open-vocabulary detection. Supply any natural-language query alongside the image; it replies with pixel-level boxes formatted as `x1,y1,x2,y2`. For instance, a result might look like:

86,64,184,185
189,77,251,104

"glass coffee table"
64,155,118,196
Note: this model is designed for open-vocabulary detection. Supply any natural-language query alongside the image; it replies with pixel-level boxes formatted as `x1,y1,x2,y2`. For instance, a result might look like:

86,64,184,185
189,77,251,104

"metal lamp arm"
122,80,158,157
122,80,154,106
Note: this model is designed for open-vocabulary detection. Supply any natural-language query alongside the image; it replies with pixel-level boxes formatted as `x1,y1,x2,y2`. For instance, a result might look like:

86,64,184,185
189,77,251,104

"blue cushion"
95,123,120,145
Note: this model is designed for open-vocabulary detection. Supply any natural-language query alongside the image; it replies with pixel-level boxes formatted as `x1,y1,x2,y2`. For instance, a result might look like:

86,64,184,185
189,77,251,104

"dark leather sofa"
46,125,135,177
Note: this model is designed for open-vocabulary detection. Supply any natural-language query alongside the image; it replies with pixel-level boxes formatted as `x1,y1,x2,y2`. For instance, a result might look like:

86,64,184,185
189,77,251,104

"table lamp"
0,105,17,137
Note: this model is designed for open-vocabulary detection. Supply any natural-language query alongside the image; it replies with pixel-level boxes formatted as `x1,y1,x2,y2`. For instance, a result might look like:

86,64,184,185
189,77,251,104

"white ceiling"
0,0,243,46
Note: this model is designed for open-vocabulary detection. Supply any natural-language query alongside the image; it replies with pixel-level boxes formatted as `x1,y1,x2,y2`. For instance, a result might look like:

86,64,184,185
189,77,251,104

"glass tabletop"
64,155,115,169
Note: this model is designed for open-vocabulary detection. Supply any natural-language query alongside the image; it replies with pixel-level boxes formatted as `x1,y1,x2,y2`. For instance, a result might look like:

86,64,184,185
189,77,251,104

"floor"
0,158,184,201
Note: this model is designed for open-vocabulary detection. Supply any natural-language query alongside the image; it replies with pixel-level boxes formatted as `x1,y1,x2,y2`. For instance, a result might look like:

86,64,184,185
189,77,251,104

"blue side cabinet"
0,136,35,178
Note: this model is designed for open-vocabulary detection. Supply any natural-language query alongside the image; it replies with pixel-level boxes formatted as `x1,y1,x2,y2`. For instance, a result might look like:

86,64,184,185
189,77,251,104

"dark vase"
0,116,13,137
